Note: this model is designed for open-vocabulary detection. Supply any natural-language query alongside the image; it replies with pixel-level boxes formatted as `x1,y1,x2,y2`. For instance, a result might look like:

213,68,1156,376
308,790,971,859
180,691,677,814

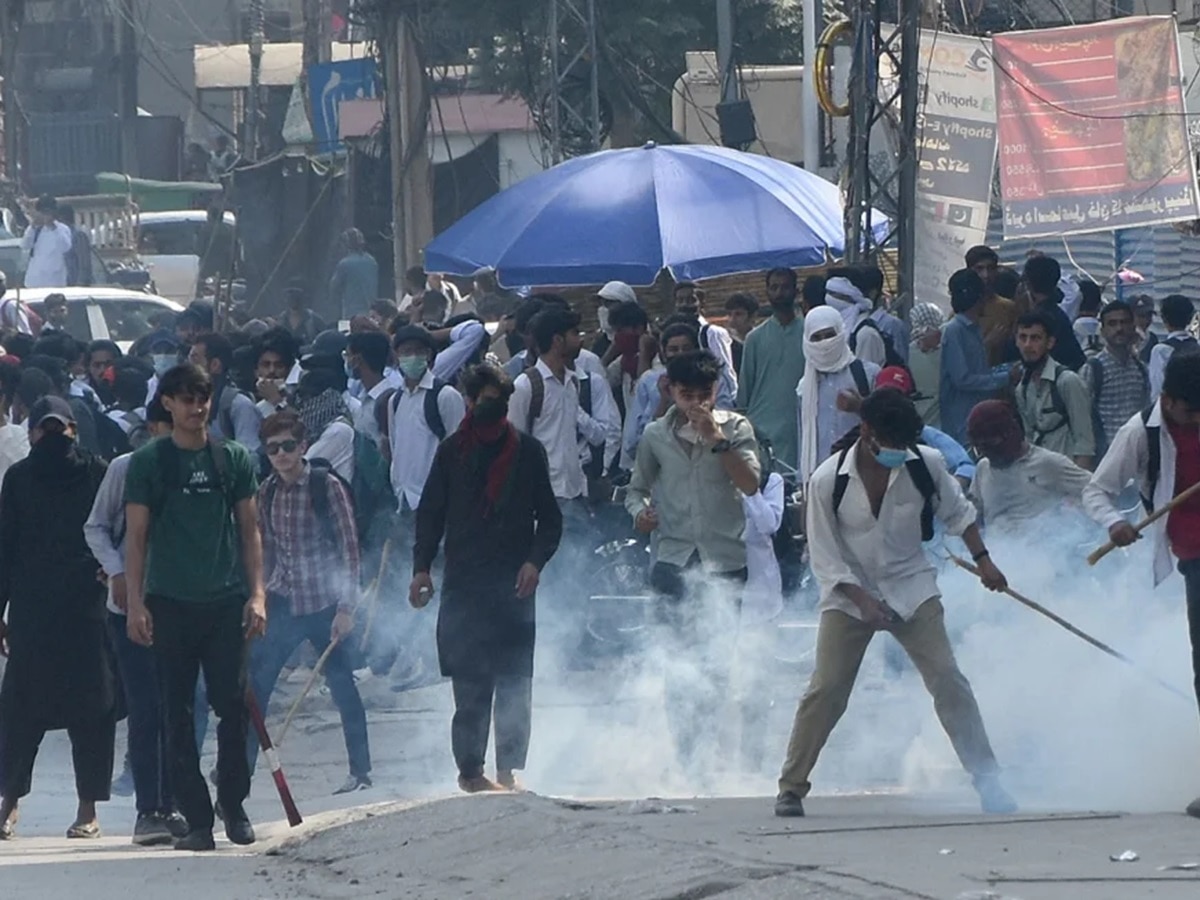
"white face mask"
597,306,613,338
152,353,176,376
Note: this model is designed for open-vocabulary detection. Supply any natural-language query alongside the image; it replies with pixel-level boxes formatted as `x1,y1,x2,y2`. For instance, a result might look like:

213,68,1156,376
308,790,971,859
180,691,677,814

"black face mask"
34,430,74,457
473,398,508,425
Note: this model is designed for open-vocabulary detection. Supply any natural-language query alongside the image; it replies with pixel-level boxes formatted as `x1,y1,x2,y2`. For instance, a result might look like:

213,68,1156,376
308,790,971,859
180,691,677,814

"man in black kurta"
0,396,113,839
410,364,562,793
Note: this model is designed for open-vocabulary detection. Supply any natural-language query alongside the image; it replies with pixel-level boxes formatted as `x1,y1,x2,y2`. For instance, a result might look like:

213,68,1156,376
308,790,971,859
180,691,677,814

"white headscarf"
796,307,855,483
824,276,873,335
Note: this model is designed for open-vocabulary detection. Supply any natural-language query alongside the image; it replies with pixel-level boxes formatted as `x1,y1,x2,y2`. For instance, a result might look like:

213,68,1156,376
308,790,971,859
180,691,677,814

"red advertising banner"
995,16,1199,238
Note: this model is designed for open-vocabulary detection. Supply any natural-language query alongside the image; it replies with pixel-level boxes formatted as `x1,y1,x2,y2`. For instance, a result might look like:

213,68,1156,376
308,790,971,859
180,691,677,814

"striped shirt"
258,464,360,616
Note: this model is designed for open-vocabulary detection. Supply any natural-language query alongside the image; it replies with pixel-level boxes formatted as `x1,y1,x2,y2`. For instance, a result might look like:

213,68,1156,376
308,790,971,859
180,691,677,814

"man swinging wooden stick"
1083,350,1200,819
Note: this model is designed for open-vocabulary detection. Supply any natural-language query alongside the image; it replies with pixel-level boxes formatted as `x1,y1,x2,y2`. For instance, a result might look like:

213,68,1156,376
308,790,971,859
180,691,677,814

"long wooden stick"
277,637,340,745
947,553,1191,703
358,538,393,652
1087,480,1200,566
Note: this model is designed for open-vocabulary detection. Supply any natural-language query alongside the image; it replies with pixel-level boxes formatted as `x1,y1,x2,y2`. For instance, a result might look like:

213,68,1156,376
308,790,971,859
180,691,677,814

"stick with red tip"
246,688,303,827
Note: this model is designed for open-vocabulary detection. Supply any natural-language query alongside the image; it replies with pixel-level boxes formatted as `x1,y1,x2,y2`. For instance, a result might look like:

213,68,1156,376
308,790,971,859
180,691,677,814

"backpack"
210,381,249,444
1087,356,1149,457
388,378,451,441
81,395,129,461
831,444,938,541
313,422,392,545
850,317,906,369
848,359,870,398
259,463,352,556
1164,334,1200,355
1142,405,1160,515
1020,368,1070,445
123,410,151,450
151,436,236,517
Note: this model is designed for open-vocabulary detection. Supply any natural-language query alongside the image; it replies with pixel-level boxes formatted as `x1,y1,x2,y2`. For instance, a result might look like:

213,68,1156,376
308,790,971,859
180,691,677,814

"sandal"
66,821,101,839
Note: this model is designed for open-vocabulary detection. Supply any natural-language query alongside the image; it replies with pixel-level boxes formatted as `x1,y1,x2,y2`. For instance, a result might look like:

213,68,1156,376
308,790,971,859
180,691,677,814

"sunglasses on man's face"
266,439,300,456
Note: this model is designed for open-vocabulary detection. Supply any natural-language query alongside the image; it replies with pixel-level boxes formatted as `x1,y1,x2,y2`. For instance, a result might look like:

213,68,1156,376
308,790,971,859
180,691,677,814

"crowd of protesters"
0,240,1197,849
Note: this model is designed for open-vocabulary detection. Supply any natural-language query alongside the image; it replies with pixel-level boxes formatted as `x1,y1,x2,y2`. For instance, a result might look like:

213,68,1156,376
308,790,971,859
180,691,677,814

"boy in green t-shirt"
124,363,265,852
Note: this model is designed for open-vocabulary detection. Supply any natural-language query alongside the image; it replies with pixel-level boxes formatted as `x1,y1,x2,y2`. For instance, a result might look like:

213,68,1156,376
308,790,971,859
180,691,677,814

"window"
97,298,173,343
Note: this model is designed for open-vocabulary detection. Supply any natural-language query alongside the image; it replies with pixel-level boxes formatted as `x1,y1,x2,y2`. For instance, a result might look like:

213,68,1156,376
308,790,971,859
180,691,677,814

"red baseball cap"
875,366,914,395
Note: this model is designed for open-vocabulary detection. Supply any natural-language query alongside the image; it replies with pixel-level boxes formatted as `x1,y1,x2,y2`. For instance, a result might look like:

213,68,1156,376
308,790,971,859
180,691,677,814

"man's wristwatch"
710,439,733,454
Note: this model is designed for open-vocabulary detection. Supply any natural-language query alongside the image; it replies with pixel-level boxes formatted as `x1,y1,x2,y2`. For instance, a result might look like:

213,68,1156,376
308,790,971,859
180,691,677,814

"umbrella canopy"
424,142,887,287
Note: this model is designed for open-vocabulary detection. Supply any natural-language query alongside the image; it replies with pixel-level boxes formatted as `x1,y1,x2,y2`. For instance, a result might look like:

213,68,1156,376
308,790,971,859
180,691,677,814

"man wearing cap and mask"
0,396,113,840
795,306,879,486
967,399,1091,531
739,267,806,470
593,280,638,359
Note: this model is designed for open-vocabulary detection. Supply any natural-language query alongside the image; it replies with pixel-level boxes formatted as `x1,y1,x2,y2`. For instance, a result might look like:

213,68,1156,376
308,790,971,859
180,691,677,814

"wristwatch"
710,439,733,454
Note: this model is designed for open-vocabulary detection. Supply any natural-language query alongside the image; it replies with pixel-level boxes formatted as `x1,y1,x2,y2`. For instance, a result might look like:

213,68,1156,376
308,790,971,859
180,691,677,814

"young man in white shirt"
509,305,608,665
345,331,400,447
776,388,1017,818
1083,351,1200,819
377,325,465,683
21,195,73,289
1147,294,1198,401
672,282,738,407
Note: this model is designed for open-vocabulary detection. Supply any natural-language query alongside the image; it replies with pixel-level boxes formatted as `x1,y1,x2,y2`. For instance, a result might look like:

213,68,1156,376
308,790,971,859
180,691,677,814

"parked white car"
137,210,236,305
10,286,184,351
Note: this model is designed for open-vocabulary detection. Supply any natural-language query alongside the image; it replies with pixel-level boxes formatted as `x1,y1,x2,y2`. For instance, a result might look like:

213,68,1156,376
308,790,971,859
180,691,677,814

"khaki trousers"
779,599,998,797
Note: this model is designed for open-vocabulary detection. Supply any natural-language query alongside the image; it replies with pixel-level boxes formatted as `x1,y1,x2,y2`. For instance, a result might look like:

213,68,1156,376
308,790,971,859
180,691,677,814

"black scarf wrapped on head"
29,431,88,481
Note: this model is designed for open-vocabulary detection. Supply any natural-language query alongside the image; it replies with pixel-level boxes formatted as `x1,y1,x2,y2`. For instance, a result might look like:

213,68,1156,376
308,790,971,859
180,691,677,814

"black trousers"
451,675,532,779
0,714,115,804
1181,559,1200,714
148,595,249,832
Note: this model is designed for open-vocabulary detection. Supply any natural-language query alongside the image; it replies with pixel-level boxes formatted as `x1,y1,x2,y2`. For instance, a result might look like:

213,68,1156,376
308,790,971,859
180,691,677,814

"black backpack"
259,462,353,555
850,317,906,370
831,444,938,541
388,378,451,441
1142,405,1160,515
151,436,236,517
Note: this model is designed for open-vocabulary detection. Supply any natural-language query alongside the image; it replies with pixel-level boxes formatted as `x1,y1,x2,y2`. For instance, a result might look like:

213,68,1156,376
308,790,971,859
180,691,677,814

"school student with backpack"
123,363,266,852
1083,350,1200,819
1014,310,1095,470
248,411,371,795
776,388,1016,819
1148,293,1199,401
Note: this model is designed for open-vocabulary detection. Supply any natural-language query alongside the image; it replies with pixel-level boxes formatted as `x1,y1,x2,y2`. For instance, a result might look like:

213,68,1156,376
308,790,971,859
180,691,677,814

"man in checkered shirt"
1082,300,1150,460
247,410,372,796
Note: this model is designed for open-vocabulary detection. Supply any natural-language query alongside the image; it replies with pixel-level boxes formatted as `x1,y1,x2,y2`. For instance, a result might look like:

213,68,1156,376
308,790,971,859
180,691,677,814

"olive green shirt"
625,407,760,572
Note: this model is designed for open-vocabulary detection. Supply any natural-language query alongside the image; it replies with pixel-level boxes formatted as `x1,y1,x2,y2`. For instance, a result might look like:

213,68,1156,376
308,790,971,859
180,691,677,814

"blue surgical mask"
874,447,909,469
152,353,176,376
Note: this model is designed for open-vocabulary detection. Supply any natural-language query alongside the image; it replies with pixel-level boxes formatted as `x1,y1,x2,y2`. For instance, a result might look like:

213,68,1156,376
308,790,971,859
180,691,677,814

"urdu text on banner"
994,16,1200,240
913,32,997,308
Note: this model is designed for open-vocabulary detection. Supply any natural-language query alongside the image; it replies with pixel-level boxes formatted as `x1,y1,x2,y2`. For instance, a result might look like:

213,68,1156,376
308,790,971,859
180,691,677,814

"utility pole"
117,0,139,176
246,0,265,159
716,0,737,105
302,0,332,69
801,0,821,170
547,0,601,163
384,8,432,288
843,0,919,304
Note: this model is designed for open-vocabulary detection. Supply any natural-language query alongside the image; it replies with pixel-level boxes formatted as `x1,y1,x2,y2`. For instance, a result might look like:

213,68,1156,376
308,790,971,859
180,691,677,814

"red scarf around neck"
453,409,520,516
